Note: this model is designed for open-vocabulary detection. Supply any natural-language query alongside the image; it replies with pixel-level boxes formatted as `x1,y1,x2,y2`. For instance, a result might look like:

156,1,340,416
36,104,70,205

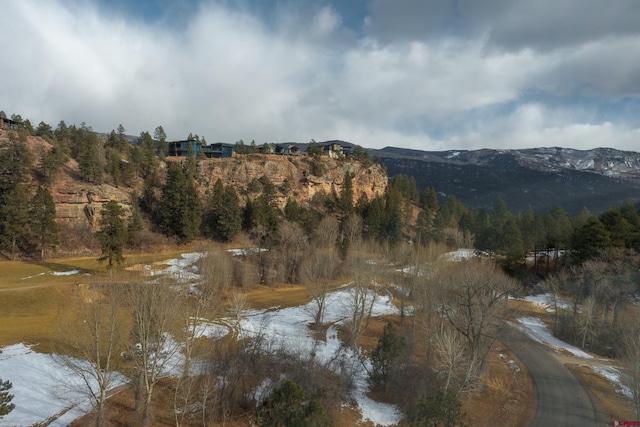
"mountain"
372,146,640,215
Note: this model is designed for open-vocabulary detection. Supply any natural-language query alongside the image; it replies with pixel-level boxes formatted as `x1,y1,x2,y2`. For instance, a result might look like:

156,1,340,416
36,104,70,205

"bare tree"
343,256,379,351
54,280,123,427
274,221,309,284
577,295,598,350
433,328,480,394
436,259,515,368
316,215,340,248
301,249,341,328
198,249,234,297
126,280,181,427
342,213,363,244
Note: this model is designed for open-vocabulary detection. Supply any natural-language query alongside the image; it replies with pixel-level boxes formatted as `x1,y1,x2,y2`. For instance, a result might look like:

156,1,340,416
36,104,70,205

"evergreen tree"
338,171,354,215
95,200,128,270
205,179,242,241
257,380,333,427
116,124,128,152
127,193,143,247
138,131,157,179
407,390,467,427
154,126,168,158
0,183,31,260
572,218,612,263
73,125,104,184
420,187,439,212
0,379,14,417
158,163,201,243
30,186,59,260
369,322,406,389
253,177,280,245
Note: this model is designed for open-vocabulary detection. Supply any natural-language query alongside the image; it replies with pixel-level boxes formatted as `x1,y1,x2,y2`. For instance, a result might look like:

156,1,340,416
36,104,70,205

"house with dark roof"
0,115,20,131
168,139,235,158
275,143,301,155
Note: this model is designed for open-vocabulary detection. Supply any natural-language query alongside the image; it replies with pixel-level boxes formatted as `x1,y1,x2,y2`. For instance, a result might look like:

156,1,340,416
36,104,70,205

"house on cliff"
168,139,234,158
0,112,20,131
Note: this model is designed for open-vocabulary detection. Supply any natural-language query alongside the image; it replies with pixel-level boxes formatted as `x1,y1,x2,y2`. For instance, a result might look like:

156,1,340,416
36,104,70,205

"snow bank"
590,366,632,398
516,317,593,359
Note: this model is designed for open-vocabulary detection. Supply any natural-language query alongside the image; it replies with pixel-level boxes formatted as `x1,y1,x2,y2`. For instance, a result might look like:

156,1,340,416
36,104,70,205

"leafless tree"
274,221,309,284
198,249,234,297
342,213,363,244
125,279,181,427
436,259,515,368
54,280,124,427
577,295,598,350
316,215,340,248
301,249,341,328
343,255,379,351
433,327,480,394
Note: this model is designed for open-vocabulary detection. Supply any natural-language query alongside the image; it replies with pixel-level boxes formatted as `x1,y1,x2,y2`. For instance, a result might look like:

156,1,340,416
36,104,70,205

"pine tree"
338,172,354,215
408,390,467,427
257,380,333,427
369,322,406,389
154,125,168,158
127,193,143,247
30,186,59,260
158,163,201,243
0,379,14,417
95,200,128,271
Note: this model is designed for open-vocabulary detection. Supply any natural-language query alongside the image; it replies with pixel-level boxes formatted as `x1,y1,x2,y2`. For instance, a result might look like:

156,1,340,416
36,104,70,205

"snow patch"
516,317,594,359
589,366,632,398
0,343,126,427
51,269,81,276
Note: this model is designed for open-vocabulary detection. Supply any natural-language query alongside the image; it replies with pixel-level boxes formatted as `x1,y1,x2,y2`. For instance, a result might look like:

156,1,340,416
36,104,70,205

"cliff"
194,154,387,209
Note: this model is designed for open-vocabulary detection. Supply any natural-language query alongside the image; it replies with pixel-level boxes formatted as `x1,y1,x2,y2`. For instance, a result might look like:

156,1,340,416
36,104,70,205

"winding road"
502,324,600,427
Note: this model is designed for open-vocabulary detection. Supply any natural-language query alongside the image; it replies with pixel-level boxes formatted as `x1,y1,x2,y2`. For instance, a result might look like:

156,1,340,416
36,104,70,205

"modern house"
319,141,343,158
275,143,301,155
0,116,20,131
260,143,276,154
167,140,235,158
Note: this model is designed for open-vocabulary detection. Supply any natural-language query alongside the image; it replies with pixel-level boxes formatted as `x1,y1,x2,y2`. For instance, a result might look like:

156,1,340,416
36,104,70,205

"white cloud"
0,0,638,152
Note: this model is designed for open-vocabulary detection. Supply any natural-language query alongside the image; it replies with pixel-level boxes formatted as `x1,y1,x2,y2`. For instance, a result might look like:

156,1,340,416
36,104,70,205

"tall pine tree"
30,186,59,260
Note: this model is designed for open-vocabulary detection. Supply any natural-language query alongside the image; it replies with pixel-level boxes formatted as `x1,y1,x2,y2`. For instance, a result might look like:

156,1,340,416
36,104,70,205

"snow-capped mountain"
374,146,640,215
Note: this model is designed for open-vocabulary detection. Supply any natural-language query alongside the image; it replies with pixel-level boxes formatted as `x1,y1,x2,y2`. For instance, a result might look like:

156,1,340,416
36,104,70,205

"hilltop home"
319,141,343,158
260,143,276,154
275,143,301,155
0,116,20,131
168,140,234,158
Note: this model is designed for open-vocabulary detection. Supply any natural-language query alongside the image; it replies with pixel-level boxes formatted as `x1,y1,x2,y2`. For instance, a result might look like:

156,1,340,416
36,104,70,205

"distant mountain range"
371,146,640,215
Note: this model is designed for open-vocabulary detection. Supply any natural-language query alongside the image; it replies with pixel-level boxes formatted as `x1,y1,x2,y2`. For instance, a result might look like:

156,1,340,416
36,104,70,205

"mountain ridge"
371,145,640,215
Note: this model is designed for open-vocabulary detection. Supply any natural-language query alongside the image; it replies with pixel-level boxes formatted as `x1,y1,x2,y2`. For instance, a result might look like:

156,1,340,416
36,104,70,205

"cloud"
0,0,638,152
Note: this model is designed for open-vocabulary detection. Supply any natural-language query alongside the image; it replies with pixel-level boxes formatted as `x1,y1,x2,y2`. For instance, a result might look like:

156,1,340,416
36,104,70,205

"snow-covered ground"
0,344,126,427
516,317,593,359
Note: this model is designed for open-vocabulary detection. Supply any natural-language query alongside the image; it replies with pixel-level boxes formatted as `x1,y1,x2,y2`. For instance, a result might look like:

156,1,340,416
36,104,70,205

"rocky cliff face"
194,154,387,208
52,155,387,228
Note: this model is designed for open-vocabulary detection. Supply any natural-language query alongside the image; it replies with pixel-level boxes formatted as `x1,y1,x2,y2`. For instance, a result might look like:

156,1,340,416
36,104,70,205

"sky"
2,0,640,151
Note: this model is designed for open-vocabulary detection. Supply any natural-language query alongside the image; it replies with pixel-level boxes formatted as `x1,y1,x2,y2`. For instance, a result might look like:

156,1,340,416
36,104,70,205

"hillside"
0,130,387,239
373,146,640,215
